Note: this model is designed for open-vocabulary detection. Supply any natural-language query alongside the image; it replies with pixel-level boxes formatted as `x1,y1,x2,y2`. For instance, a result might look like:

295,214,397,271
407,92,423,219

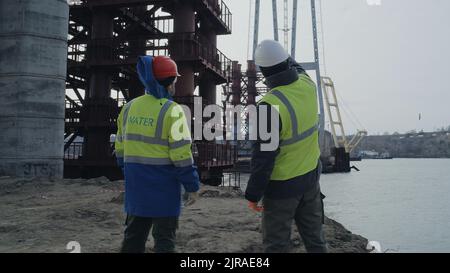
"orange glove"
248,201,264,212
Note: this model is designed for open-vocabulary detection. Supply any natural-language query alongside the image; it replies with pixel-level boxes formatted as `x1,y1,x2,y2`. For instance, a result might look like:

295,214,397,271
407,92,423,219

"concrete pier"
0,0,69,178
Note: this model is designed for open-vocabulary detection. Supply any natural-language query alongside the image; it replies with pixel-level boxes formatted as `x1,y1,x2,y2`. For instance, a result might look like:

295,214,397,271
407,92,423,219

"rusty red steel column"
247,60,257,106
231,61,242,106
82,7,114,161
128,6,147,100
231,61,242,142
172,2,196,97
88,9,113,99
199,25,218,105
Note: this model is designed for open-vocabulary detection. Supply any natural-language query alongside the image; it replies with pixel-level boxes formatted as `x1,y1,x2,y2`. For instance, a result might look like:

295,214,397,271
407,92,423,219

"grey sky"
218,0,450,134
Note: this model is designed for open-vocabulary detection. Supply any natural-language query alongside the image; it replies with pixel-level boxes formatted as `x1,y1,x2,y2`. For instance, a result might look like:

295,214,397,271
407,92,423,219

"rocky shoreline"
0,176,368,253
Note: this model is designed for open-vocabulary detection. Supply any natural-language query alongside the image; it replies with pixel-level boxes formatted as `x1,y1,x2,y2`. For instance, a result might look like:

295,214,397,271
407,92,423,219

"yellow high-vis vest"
115,94,193,168
259,73,320,181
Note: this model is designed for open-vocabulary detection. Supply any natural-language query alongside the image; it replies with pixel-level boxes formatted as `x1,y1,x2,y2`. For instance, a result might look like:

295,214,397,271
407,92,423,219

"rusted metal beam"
72,87,85,103
65,95,82,109
64,131,79,151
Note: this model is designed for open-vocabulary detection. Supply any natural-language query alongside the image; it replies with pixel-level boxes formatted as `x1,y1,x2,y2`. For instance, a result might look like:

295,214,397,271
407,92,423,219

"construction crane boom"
321,77,367,153
291,0,298,59
283,0,289,50
253,0,261,59
272,0,279,41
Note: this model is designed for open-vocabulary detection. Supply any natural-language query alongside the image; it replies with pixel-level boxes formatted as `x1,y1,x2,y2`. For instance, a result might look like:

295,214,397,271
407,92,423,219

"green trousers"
120,215,178,253
262,181,328,253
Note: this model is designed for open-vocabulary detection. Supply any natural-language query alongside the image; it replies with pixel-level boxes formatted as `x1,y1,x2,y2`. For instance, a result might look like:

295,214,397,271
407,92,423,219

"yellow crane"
321,77,367,154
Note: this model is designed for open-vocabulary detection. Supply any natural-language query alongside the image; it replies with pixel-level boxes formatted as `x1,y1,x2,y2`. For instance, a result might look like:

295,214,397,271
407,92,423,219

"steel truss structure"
65,0,236,183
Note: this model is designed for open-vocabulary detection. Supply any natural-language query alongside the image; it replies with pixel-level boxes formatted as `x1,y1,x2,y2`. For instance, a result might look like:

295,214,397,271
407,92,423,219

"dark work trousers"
262,177,328,253
120,215,178,253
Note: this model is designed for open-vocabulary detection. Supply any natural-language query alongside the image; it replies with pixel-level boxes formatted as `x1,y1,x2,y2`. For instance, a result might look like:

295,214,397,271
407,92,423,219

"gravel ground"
0,176,368,253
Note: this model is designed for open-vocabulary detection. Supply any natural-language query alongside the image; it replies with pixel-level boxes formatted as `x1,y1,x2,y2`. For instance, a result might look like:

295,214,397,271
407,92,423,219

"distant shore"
353,132,450,159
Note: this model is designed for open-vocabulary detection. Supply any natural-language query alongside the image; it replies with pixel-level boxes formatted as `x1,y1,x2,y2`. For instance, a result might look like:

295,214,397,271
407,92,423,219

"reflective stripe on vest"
124,134,191,149
169,140,192,149
124,134,167,146
121,100,192,148
122,100,133,136
123,156,194,167
270,90,318,147
124,156,172,165
155,100,174,139
172,157,194,167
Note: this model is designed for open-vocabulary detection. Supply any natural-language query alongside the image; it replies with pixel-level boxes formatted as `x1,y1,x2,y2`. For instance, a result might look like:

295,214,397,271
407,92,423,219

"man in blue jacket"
115,56,200,253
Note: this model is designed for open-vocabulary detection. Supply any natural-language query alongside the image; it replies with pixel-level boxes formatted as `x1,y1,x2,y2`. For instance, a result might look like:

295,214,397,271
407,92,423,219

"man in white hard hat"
245,39,328,253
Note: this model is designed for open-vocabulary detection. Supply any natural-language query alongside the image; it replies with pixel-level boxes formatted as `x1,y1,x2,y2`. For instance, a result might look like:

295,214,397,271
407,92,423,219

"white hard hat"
254,39,290,68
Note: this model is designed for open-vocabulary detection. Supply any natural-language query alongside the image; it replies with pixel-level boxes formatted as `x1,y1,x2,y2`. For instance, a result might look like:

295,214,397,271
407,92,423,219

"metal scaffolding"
65,0,236,182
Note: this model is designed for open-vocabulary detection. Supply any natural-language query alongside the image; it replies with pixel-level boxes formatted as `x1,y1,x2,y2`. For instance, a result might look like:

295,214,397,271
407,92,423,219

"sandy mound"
0,177,367,253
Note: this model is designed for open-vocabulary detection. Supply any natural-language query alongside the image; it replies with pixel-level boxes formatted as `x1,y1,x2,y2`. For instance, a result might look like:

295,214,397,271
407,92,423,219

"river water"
320,158,450,253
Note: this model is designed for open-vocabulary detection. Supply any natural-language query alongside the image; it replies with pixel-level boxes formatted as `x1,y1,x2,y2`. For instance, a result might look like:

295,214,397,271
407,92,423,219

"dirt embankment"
0,176,368,253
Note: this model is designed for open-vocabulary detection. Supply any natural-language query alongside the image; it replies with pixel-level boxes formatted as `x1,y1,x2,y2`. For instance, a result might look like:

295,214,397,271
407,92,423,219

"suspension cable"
247,0,253,60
